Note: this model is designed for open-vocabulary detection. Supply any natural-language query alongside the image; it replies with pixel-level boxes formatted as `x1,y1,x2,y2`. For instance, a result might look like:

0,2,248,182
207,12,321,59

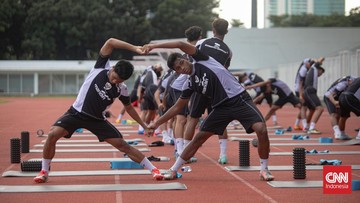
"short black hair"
167,53,183,70
185,26,203,42
114,60,134,80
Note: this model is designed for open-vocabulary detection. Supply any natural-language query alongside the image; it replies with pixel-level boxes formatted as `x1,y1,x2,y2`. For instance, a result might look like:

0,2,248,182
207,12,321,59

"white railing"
255,49,360,98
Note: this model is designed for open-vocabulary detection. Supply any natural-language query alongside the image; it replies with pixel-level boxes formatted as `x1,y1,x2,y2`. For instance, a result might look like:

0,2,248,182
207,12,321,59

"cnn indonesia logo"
323,166,352,194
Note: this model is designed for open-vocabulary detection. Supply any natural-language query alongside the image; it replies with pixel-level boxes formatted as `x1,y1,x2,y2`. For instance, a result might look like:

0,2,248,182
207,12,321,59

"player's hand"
144,127,154,137
141,44,154,54
134,46,146,55
158,103,165,112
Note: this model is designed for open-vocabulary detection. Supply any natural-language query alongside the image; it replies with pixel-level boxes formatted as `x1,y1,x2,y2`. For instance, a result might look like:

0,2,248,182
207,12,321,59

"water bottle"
181,166,192,172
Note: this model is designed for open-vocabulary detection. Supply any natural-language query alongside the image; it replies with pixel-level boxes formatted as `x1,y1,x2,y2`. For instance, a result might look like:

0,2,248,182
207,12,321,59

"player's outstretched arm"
100,38,144,56
142,41,196,56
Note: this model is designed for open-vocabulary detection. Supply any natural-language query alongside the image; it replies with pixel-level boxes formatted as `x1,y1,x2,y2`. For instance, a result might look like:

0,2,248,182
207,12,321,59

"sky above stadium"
216,0,360,28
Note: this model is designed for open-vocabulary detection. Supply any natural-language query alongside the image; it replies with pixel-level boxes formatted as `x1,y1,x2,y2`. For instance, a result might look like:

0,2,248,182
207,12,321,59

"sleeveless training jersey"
180,49,245,108
72,55,130,120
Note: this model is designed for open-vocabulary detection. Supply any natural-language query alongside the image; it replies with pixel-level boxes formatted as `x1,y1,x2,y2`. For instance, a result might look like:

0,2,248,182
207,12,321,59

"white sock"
333,125,341,136
357,130,360,137
309,122,316,130
167,128,174,138
138,125,144,131
175,138,184,155
162,131,169,142
170,157,186,171
42,159,52,172
272,115,277,123
117,114,123,120
294,118,300,126
219,139,227,157
183,139,191,148
302,119,308,129
140,157,155,171
260,159,268,171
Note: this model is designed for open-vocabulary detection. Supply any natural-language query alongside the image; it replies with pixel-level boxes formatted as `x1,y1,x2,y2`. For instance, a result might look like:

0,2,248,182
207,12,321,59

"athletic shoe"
293,125,302,130
259,169,274,181
151,168,164,181
115,119,121,124
336,134,352,140
218,156,228,164
307,129,321,134
186,157,198,163
302,127,309,133
162,169,177,180
356,136,360,140
34,170,49,183
137,129,144,135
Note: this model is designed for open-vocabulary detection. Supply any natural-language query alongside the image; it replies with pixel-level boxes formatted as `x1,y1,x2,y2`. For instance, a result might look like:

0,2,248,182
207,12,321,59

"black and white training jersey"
196,37,232,68
267,78,293,98
141,67,158,88
171,74,188,91
72,55,130,120
343,77,360,101
180,49,245,108
325,76,355,99
157,69,174,100
294,58,311,92
243,72,264,93
304,62,321,90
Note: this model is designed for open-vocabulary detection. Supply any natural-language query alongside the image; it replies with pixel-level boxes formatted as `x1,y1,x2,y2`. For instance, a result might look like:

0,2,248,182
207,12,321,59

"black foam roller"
239,140,250,166
10,138,21,163
21,131,30,153
21,160,42,172
293,148,306,179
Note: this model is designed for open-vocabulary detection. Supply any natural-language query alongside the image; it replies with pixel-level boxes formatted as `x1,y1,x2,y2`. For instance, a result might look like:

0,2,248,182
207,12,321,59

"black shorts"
53,107,123,142
201,91,265,135
142,96,157,110
339,93,360,117
254,91,273,105
189,92,212,118
129,90,138,102
168,88,188,116
303,87,322,110
274,93,300,107
323,96,339,114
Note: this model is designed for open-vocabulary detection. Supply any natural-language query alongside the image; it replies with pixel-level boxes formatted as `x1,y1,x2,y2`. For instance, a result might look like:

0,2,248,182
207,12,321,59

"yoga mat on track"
41,138,145,143
33,143,147,147
225,165,360,171
28,157,170,162
0,182,187,193
267,181,322,188
270,151,360,156
29,148,150,153
2,170,151,177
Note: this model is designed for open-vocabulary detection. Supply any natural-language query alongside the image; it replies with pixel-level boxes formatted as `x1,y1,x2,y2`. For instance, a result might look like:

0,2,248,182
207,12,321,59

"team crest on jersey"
104,82,112,90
